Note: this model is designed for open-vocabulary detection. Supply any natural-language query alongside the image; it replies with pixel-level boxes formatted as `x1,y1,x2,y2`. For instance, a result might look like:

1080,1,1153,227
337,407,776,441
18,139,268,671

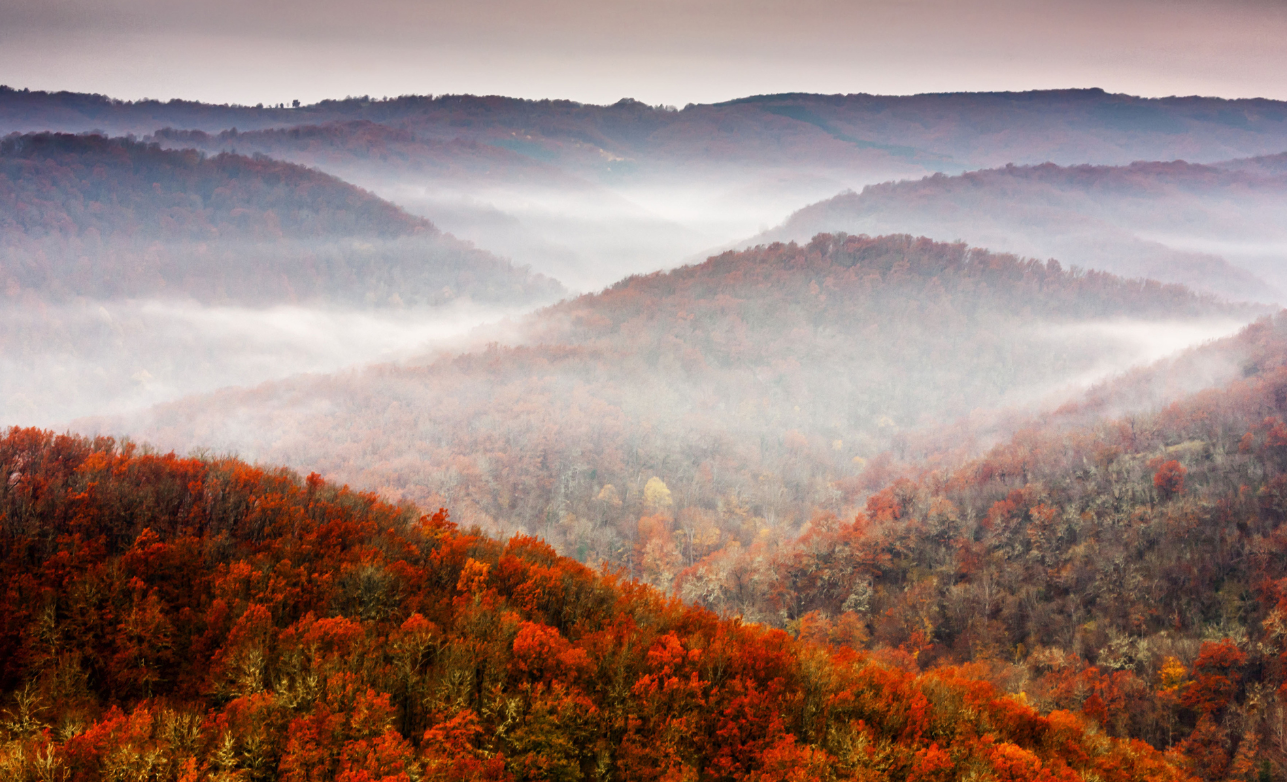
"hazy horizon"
3,0,1287,106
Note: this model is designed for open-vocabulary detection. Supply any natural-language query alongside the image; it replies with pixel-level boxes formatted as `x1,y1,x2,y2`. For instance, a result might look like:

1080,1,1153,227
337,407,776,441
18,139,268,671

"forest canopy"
0,427,1194,782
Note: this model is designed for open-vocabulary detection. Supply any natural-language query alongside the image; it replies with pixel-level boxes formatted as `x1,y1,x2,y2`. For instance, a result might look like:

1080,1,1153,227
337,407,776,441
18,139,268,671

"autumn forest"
4,83,1287,781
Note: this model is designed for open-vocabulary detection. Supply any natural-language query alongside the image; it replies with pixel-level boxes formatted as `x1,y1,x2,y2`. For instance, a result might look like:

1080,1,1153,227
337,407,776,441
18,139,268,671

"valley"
3,82,1287,780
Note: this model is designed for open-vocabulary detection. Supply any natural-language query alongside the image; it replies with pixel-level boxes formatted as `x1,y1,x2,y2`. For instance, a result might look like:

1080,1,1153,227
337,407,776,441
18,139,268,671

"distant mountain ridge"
753,155,1287,302
0,132,568,426
1218,150,1287,176
6,86,1287,173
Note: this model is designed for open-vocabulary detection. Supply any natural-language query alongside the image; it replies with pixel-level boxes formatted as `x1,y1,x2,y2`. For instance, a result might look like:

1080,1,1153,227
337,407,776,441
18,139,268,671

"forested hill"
0,133,564,306
757,158,1287,302
0,132,431,241
0,427,1194,781
677,311,1287,780
577,229,1233,326
92,233,1257,596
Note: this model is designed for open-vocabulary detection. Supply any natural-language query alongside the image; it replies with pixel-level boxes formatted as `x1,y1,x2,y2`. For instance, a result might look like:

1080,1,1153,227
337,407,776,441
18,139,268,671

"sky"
1,0,1286,105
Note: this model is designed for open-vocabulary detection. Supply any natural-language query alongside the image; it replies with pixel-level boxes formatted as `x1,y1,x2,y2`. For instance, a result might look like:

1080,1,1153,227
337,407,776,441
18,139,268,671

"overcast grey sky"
2,0,1286,105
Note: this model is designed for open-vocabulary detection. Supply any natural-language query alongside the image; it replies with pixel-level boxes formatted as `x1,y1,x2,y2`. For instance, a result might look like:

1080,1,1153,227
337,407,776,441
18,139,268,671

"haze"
3,0,1287,105
0,299,539,428
8,3,1287,775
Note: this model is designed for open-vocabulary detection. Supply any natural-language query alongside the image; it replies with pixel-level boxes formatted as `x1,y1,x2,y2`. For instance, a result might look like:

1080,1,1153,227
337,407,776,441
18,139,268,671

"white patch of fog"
373,169,872,292
381,183,696,292
0,298,541,428
136,299,511,358
1031,317,1252,401
1133,236,1287,258
605,171,859,239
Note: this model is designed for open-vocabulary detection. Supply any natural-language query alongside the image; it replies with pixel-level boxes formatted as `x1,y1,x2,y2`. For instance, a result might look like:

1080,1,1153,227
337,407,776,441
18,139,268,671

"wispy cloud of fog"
378,170,874,292
1031,317,1252,402
0,298,540,428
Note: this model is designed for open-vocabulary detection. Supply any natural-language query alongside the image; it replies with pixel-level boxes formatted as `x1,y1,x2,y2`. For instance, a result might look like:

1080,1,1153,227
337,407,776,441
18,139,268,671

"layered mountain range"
4,83,1287,781
8,85,1287,290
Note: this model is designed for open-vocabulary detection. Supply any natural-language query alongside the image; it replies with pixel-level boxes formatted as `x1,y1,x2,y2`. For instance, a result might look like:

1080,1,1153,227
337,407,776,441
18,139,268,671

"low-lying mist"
359,167,870,293
1033,317,1251,398
0,298,539,427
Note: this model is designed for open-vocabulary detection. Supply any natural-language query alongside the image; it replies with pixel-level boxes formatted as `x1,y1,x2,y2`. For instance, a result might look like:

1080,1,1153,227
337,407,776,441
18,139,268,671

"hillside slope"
0,132,563,305
757,159,1287,302
679,312,1287,779
0,131,427,241
88,234,1256,588
0,427,1194,782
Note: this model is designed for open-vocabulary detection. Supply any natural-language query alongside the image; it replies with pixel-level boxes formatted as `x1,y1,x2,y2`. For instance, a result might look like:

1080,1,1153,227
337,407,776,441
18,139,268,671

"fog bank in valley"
383,170,862,292
0,298,538,428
